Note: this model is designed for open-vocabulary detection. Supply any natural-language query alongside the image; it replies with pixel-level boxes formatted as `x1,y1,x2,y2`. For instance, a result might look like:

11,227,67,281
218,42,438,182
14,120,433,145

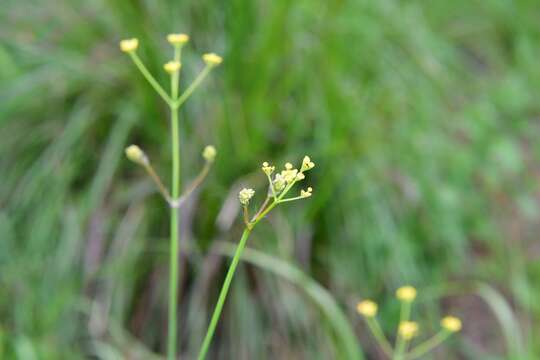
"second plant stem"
197,228,252,360
168,105,180,360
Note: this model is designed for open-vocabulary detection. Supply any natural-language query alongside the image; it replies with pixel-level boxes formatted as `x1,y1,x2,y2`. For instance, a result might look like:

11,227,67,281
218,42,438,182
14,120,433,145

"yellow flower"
273,174,286,192
164,61,182,73
356,300,378,318
125,145,147,165
262,162,275,176
396,286,417,302
441,316,462,332
300,187,313,198
119,38,139,53
296,173,305,180
398,321,419,340
203,53,223,67
167,33,189,45
301,156,315,172
202,145,217,162
239,188,255,205
280,163,298,183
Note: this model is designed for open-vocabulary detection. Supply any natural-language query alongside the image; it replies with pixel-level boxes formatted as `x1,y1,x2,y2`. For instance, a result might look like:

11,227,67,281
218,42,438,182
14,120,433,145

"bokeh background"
2,0,540,359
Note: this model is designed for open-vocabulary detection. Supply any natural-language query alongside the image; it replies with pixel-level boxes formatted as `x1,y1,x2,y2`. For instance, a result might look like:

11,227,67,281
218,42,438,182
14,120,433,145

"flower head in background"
202,145,217,162
167,33,189,46
396,286,417,302
441,316,462,332
120,38,139,53
398,321,419,340
203,53,223,67
356,300,378,318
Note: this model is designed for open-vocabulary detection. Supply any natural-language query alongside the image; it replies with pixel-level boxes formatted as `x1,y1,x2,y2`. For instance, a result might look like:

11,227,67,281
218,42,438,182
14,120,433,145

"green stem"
366,318,393,358
175,66,211,108
393,302,411,360
171,45,182,100
129,52,172,105
405,330,450,360
197,228,252,360
168,105,181,360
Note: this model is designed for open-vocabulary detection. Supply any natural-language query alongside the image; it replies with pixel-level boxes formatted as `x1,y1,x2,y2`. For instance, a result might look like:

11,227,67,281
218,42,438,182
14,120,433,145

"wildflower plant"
196,156,315,360
120,34,221,360
357,286,462,360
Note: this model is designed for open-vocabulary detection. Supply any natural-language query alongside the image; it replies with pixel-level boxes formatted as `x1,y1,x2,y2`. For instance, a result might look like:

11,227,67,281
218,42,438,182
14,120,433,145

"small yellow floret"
125,145,146,165
301,187,313,198
301,156,315,171
262,162,275,175
356,300,378,317
120,38,139,53
167,33,189,45
441,316,462,332
396,286,417,302
203,53,223,66
202,145,217,162
164,61,182,73
239,188,255,205
398,321,419,340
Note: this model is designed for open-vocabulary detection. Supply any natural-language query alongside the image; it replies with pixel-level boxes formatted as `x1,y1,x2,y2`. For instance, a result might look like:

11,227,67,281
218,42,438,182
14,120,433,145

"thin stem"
251,196,271,222
243,206,251,228
197,228,252,360
171,45,182,100
278,195,305,203
265,173,277,200
405,330,450,360
129,52,172,105
393,301,412,360
175,162,211,207
174,66,211,108
366,318,393,358
142,162,172,202
167,105,181,360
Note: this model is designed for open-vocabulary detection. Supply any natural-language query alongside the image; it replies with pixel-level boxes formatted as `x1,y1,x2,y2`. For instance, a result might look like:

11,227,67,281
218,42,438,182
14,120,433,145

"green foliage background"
1,0,540,359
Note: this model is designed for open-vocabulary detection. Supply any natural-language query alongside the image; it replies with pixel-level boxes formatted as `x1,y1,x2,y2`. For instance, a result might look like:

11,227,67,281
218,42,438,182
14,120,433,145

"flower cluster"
237,156,315,229
356,285,462,359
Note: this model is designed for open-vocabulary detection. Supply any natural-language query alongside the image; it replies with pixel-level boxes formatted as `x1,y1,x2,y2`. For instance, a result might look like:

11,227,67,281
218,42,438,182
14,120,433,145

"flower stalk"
197,156,316,360
121,34,221,360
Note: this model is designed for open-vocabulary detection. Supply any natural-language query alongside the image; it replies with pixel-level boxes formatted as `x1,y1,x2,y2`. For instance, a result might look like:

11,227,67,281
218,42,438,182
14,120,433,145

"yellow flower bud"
301,156,315,171
239,188,255,205
300,187,313,198
398,321,419,340
125,145,147,165
356,300,378,318
203,53,223,67
202,145,217,162
164,61,181,73
167,33,189,45
441,316,462,332
262,162,275,175
396,286,417,302
120,38,139,53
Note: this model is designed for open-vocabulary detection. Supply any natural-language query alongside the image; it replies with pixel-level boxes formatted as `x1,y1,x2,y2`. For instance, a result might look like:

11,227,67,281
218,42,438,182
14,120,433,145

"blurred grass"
2,0,540,358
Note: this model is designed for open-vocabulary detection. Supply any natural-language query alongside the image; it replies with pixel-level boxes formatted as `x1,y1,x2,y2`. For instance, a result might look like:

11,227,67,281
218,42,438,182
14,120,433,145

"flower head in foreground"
125,144,147,165
167,33,189,46
301,187,313,198
356,300,378,318
120,38,139,53
202,145,217,162
398,321,419,340
203,53,223,67
262,162,275,176
301,156,315,172
441,316,462,332
239,188,255,206
164,61,182,74
396,286,417,302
